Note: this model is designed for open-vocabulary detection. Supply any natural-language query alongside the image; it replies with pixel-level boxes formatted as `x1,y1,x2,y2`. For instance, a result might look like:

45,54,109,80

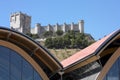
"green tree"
56,30,63,36
71,38,76,48
63,36,71,48
52,38,58,48
68,30,75,39
32,34,39,39
44,30,95,49
26,33,39,39
75,35,82,48
26,33,32,37
45,38,53,48
43,31,53,38
52,37,64,49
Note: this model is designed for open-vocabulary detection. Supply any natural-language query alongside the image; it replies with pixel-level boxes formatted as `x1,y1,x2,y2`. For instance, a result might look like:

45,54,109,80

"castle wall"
73,24,79,31
10,12,31,34
54,23,62,32
10,14,20,28
79,20,84,33
31,20,84,37
10,12,84,37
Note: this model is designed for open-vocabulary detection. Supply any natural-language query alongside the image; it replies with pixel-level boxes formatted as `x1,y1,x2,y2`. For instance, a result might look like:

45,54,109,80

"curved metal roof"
61,29,120,71
0,26,63,77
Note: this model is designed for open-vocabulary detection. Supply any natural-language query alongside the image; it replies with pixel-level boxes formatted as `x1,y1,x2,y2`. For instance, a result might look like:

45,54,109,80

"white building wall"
10,12,84,36
54,23,60,32
10,12,31,34
79,20,84,33
10,14,19,28
71,22,74,30
73,24,79,31
31,28,35,34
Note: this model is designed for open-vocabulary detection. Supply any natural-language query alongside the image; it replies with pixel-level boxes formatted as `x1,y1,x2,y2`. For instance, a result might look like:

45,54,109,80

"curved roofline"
0,40,49,80
62,28,120,71
97,47,120,80
0,26,63,68
95,29,120,55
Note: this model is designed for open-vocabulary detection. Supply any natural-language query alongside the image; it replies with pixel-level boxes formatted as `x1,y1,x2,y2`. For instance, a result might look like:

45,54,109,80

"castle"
10,12,31,34
10,12,84,37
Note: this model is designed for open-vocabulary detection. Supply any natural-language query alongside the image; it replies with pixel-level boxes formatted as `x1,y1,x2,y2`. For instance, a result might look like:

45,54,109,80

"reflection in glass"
0,46,42,80
22,59,33,80
10,51,22,80
34,70,43,80
0,46,9,80
104,57,120,80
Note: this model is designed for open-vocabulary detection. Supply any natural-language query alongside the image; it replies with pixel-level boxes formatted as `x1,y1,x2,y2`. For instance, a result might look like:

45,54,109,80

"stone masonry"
10,12,31,34
10,12,84,37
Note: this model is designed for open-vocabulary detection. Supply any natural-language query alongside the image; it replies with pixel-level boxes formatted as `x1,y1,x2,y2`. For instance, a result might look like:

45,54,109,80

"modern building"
0,27,62,80
61,29,120,80
10,12,84,37
0,26,120,80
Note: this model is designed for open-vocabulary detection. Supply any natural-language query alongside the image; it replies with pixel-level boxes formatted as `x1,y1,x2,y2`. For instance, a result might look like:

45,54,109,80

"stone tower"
10,12,31,34
34,23,41,35
79,20,84,33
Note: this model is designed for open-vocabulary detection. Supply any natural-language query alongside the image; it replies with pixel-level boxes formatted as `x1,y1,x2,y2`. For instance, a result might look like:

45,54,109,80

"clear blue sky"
0,0,120,40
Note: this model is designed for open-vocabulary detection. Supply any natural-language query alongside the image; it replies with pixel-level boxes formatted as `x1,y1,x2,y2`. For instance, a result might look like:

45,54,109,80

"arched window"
0,46,42,80
103,57,120,80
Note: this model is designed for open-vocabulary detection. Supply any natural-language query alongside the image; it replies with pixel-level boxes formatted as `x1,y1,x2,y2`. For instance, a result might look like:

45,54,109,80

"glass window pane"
0,46,43,80
22,59,33,80
34,70,42,80
10,51,22,80
107,61,119,80
103,76,106,80
0,46,9,80
104,58,119,80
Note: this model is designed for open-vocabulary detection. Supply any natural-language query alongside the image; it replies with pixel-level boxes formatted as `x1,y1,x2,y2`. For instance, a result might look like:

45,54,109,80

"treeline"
45,30,95,49
26,30,64,39
26,33,39,39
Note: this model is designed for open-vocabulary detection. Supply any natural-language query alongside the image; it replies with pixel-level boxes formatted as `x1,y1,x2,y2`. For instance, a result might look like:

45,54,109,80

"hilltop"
32,30,95,61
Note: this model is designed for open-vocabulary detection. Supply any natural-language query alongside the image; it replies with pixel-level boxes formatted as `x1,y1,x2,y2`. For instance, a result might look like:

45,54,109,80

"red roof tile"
61,31,115,68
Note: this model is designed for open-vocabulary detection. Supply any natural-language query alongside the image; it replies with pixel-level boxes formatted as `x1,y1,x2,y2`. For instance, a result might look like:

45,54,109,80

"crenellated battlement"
10,12,84,37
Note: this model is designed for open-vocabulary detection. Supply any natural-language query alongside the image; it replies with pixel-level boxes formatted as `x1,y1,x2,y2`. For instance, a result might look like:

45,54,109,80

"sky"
0,0,120,40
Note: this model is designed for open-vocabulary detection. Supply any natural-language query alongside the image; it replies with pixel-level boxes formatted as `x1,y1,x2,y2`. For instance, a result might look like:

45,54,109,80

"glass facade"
0,46,42,80
104,57,120,80
63,61,102,80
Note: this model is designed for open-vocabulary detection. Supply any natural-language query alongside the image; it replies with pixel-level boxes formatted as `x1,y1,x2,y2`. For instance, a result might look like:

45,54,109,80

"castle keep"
10,12,84,36
10,12,31,34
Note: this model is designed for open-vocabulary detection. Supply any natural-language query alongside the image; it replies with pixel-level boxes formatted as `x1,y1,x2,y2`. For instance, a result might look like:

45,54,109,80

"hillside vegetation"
27,30,95,61
49,49,81,61
45,30,95,49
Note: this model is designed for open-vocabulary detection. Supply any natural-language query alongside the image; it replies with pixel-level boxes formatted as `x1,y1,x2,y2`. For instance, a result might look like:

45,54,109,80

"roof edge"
0,26,63,69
